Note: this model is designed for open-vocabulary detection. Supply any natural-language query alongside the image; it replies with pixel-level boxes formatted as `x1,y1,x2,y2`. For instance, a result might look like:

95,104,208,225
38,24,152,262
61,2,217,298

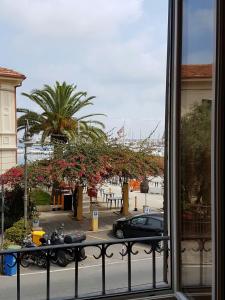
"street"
0,230,168,300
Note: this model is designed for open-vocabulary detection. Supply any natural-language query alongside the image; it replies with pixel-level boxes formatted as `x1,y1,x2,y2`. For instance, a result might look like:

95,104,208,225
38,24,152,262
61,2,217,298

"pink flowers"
0,166,24,186
36,175,45,182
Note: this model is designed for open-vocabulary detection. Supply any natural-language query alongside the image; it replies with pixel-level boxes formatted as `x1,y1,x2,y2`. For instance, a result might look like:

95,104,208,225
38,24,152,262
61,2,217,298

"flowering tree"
51,140,164,186
0,166,24,187
0,140,163,190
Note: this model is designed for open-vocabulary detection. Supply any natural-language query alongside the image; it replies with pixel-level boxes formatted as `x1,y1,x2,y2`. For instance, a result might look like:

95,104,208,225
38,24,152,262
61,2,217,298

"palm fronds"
17,81,106,143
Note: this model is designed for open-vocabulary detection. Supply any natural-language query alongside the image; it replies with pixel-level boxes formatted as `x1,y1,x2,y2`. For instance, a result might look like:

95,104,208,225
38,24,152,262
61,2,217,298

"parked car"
113,213,164,239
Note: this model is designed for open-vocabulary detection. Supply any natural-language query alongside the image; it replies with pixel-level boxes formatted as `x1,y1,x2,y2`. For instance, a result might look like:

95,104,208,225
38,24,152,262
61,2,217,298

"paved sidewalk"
39,210,124,234
99,183,163,211
39,182,164,234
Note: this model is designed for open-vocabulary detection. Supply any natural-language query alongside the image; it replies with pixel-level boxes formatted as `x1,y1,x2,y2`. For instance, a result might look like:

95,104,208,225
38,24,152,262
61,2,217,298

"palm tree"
17,81,106,143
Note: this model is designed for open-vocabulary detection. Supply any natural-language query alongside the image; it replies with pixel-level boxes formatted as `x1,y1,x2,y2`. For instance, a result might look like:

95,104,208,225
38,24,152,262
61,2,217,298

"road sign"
143,205,151,214
93,210,98,219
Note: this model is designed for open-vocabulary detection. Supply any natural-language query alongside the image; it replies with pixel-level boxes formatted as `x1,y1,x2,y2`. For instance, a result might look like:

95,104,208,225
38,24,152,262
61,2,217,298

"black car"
113,213,164,239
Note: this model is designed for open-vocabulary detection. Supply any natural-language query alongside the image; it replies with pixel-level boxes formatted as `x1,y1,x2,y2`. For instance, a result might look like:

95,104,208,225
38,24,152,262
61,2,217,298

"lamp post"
23,119,33,230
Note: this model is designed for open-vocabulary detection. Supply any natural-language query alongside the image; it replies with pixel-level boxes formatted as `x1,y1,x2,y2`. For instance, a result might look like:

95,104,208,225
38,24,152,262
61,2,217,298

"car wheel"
115,229,124,239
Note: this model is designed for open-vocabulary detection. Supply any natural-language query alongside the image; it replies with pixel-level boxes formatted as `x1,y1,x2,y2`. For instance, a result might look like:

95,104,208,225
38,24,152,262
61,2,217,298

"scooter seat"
64,232,86,244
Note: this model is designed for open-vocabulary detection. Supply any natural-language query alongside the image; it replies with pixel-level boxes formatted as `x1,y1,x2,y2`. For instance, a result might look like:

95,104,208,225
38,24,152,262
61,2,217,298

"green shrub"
5,219,31,245
4,185,24,229
30,188,51,205
2,239,15,249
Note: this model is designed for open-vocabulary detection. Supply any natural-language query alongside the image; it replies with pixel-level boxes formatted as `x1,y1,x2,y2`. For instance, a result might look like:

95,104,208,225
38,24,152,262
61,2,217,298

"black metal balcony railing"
181,236,211,287
0,236,170,300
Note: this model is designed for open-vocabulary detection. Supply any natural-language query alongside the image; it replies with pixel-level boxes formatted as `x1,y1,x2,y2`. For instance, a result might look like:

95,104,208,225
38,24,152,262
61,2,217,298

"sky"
0,0,169,139
182,0,214,64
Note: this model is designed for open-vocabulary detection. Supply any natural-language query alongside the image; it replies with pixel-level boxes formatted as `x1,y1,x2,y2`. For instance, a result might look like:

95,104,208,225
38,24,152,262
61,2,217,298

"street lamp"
23,119,33,230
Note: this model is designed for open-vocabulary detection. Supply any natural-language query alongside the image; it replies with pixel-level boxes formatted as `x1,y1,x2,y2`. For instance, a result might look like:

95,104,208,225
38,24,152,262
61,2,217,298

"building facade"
181,64,212,115
0,67,26,174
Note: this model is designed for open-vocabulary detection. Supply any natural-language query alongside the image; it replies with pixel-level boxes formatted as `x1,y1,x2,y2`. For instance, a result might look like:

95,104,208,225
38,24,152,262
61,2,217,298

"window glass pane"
180,0,214,294
147,217,161,228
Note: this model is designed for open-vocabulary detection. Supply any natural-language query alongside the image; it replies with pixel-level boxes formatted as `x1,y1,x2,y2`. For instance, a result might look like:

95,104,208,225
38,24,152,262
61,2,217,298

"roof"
122,212,164,221
181,64,212,79
0,67,26,80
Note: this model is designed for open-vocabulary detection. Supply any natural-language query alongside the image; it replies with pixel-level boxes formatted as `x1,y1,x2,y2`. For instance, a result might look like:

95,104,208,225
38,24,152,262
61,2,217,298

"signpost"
91,209,99,232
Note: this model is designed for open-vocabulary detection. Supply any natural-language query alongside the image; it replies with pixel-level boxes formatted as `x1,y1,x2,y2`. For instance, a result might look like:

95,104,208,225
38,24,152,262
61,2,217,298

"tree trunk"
76,185,83,221
122,182,129,216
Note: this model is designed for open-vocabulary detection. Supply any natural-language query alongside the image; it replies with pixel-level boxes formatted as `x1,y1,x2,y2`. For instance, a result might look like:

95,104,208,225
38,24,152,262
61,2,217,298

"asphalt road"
0,255,165,300
0,230,168,300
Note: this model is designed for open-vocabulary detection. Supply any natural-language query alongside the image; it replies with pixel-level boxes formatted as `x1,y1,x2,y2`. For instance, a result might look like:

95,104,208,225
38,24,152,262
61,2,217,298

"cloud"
83,31,166,84
0,0,168,138
0,0,143,39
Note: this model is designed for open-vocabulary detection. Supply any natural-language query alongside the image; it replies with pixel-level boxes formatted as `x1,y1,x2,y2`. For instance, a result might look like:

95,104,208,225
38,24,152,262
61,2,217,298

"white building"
0,67,26,174
181,64,212,115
